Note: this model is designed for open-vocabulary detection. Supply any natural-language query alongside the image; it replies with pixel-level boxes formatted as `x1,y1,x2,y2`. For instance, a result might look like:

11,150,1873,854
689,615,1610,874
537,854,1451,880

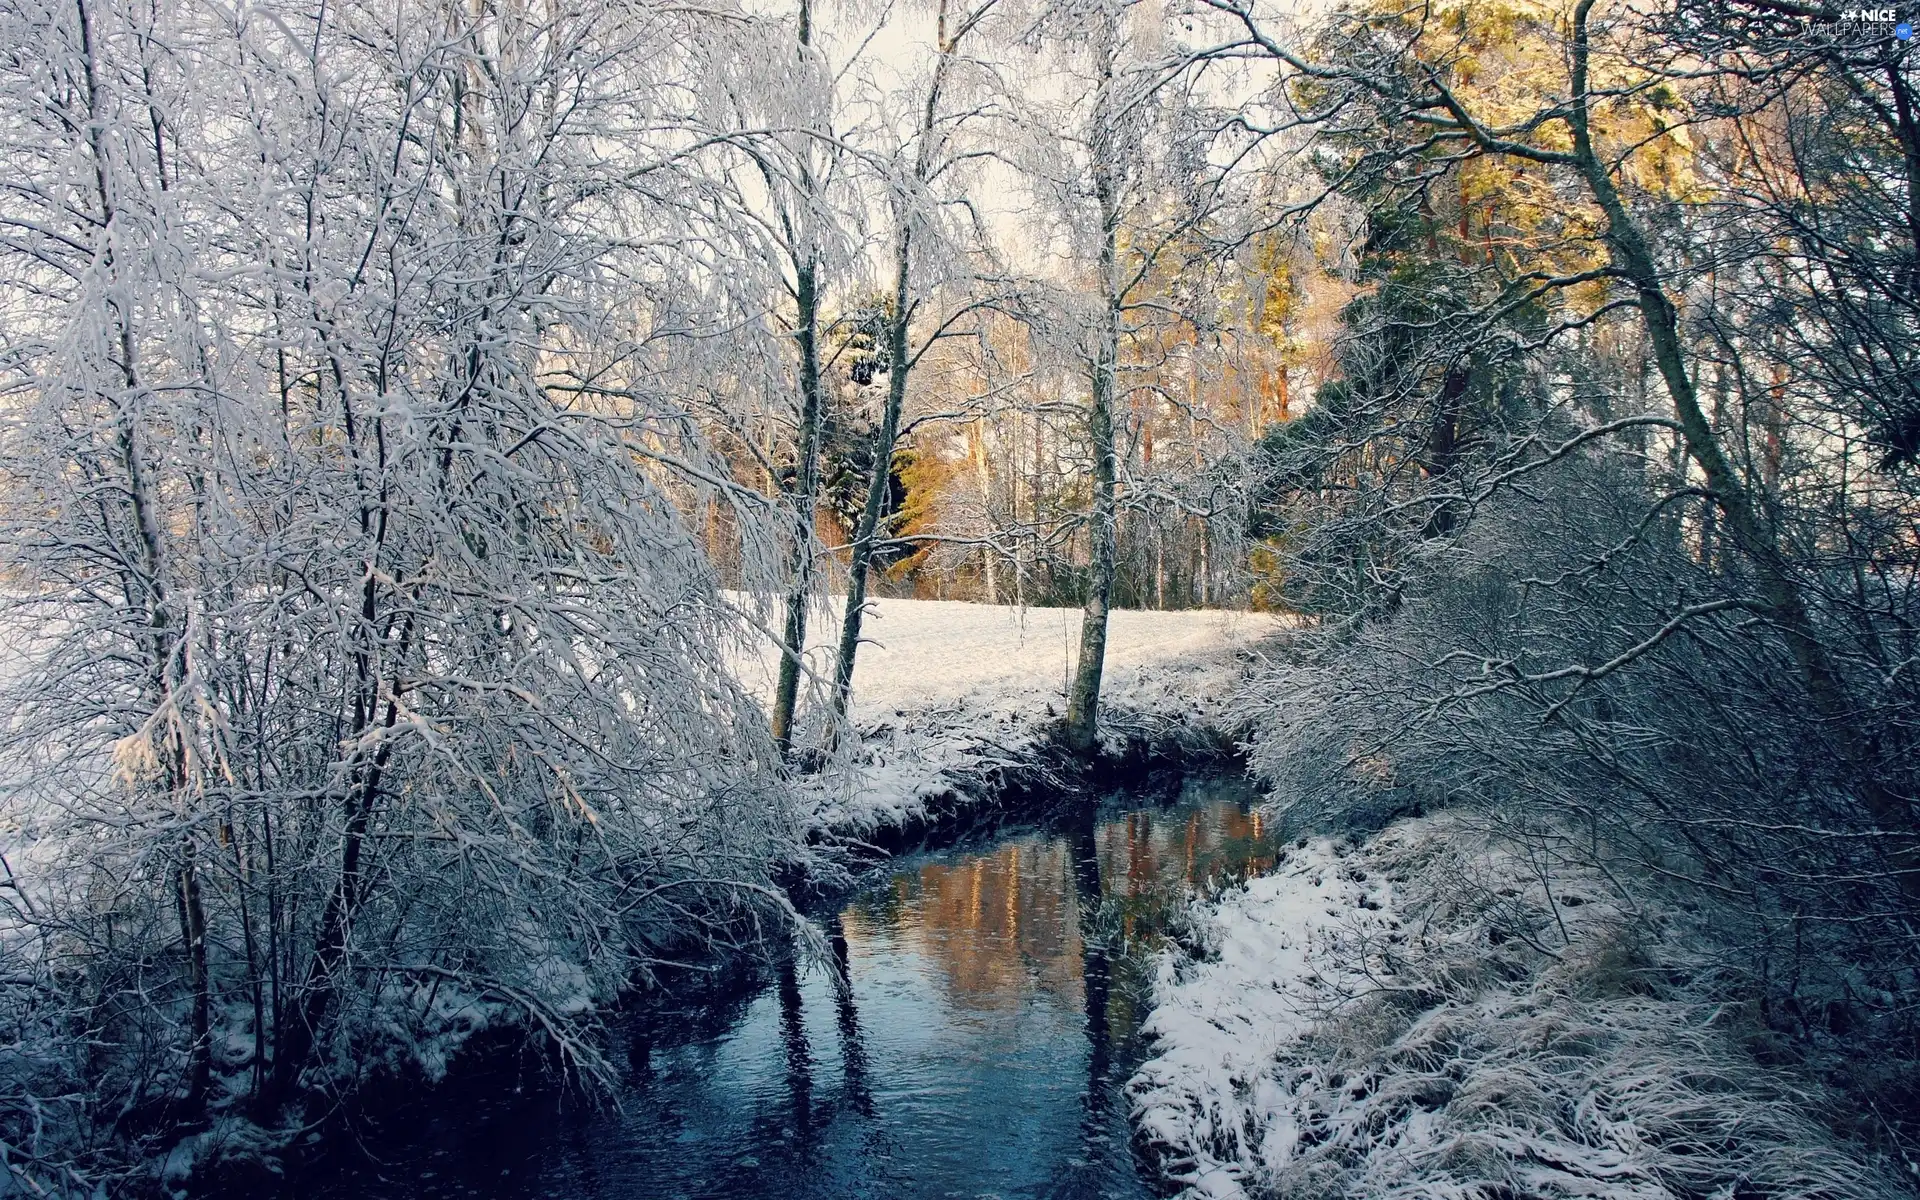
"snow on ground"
1126,815,1912,1200
729,596,1285,834
733,596,1276,718
1128,836,1399,1199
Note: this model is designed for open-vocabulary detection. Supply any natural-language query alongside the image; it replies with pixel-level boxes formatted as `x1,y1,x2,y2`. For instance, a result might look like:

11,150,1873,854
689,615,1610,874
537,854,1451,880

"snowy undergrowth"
1129,814,1914,1200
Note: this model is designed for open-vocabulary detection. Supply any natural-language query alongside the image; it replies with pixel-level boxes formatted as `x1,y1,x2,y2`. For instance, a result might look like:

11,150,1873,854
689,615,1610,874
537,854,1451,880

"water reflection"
850,782,1277,1024
775,950,814,1140
1070,804,1116,1200
827,910,874,1118
848,839,1084,1011
288,773,1279,1200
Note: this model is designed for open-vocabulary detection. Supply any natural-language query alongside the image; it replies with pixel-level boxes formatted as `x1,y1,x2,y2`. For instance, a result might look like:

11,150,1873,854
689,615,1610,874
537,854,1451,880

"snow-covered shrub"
0,0,804,1179
1266,825,1906,1200
1243,450,1920,1135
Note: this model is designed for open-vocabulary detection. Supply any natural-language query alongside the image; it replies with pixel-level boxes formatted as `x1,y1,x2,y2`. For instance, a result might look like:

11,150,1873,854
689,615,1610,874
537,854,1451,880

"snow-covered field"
731,597,1285,833
733,595,1279,716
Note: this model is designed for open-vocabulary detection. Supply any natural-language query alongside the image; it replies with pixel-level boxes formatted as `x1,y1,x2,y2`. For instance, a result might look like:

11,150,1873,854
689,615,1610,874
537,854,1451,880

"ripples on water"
294,772,1280,1200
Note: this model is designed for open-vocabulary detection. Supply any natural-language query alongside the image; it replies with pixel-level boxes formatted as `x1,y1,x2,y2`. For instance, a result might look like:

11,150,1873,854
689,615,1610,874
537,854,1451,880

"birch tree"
828,0,1002,730
1062,2,1128,753
1011,0,1236,750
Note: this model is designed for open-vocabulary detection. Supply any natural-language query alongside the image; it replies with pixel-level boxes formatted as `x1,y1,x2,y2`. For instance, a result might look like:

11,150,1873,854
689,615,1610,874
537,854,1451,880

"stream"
287,771,1280,1200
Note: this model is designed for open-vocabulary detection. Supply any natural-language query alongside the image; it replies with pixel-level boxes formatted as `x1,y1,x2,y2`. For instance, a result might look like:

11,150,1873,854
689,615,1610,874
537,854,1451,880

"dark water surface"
295,774,1280,1200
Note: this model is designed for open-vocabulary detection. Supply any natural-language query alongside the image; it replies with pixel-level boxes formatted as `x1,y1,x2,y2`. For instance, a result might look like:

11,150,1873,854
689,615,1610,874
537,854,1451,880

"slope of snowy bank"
732,597,1284,834
1128,815,1913,1200
1129,836,1398,1198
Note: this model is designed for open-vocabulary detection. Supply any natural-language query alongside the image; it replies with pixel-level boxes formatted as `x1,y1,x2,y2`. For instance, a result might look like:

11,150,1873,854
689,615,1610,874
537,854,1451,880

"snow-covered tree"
0,0,802,1175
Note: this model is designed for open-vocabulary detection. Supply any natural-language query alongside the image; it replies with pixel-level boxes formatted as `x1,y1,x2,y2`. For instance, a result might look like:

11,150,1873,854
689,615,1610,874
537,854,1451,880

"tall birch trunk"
830,0,971,731
1064,18,1121,754
829,235,909,732
772,255,823,756
770,0,825,758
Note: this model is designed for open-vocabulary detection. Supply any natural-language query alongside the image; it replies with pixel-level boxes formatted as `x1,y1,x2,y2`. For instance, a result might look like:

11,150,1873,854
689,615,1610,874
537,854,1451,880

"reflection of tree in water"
838,792,1285,1037
759,918,875,1161
1069,805,1113,1107
776,950,814,1141
845,839,1087,1011
1097,802,1279,901
736,788,1285,1198
827,910,873,1118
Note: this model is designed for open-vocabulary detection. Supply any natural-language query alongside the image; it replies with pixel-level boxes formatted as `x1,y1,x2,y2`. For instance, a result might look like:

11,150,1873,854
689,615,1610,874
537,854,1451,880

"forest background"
2,0,1918,1192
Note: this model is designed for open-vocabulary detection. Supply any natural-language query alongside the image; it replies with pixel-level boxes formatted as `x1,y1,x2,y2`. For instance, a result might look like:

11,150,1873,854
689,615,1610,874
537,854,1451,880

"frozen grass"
731,596,1284,834
1129,815,1916,1200
1130,835,1394,1197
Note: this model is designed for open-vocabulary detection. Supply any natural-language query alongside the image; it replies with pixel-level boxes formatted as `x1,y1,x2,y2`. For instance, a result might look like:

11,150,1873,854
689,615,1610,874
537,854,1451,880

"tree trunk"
830,233,911,731
830,0,966,731
972,420,998,603
76,0,214,1105
175,832,211,1107
1154,525,1165,610
1064,347,1117,750
1568,0,1914,863
1568,0,1835,709
771,254,823,757
769,0,826,758
265,692,400,1108
1065,18,1122,754
1197,519,1210,607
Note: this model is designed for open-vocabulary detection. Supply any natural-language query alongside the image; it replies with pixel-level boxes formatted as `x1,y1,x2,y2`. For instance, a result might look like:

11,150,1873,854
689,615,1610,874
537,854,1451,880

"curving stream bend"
290,772,1280,1200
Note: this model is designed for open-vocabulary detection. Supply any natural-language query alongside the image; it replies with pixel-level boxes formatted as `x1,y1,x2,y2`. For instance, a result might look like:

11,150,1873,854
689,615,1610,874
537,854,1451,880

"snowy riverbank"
1126,813,1914,1200
732,597,1286,836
